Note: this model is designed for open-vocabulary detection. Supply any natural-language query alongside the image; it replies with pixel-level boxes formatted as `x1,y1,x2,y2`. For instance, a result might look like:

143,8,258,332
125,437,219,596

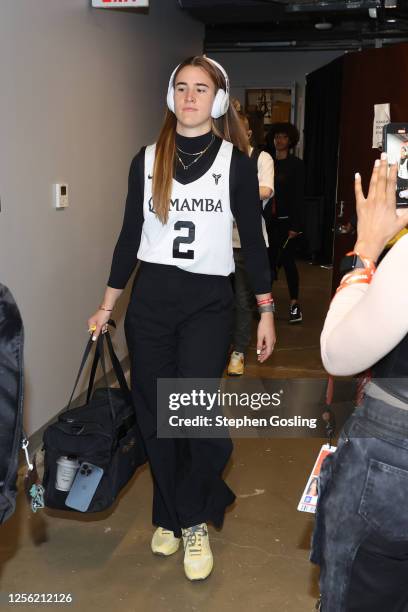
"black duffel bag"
42,328,146,512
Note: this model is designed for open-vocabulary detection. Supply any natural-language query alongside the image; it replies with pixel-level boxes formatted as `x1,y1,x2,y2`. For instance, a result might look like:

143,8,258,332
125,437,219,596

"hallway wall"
0,0,203,434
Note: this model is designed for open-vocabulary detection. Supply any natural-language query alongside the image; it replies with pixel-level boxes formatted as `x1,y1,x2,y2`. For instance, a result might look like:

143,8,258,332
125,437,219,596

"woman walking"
88,55,275,581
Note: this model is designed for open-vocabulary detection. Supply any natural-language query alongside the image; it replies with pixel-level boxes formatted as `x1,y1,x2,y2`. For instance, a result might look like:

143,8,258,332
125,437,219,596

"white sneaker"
227,351,244,376
182,523,213,581
151,527,181,556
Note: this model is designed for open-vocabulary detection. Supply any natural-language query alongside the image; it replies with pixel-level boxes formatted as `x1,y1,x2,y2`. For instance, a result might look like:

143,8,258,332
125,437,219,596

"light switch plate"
55,184,68,208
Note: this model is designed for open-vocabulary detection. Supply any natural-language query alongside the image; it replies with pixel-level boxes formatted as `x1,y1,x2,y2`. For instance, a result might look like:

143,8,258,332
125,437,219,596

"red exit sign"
92,0,149,7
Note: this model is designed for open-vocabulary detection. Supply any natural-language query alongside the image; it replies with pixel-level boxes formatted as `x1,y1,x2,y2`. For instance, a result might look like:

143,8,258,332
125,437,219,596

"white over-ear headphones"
166,56,230,119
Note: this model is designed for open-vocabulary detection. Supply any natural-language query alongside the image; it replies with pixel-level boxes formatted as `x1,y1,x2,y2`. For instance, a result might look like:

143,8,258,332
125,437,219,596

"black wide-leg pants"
124,262,236,538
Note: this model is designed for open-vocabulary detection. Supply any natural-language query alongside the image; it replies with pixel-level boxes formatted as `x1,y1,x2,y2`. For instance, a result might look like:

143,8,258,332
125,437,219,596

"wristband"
339,251,376,276
258,303,275,314
99,305,113,312
336,250,376,294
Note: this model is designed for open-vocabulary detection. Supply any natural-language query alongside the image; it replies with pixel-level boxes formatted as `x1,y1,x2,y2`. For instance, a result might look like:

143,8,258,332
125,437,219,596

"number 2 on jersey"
173,221,195,259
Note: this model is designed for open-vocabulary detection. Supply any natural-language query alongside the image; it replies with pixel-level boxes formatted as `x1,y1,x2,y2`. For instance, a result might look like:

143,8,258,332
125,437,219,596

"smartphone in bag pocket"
65,462,104,512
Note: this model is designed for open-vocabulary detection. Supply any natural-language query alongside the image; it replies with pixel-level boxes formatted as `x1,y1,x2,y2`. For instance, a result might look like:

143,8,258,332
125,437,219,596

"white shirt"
232,148,274,248
137,140,235,276
321,234,408,376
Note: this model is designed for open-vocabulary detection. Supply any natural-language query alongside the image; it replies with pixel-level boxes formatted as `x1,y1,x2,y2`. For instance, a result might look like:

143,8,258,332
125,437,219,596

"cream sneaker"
151,527,181,556
182,523,213,581
227,351,244,376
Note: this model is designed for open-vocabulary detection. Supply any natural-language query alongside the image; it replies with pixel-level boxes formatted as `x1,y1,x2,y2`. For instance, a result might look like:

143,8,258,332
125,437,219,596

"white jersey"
137,140,235,276
232,148,274,249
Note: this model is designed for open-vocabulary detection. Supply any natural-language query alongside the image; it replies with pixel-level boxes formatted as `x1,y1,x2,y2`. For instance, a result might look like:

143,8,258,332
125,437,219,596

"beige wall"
0,0,203,434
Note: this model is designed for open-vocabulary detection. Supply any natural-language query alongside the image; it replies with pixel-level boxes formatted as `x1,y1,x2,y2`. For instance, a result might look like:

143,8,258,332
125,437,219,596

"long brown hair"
152,55,248,224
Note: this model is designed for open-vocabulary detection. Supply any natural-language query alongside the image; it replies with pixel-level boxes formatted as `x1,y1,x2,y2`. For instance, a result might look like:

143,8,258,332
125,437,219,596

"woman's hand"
354,155,408,261
87,287,122,340
256,312,276,363
87,309,111,341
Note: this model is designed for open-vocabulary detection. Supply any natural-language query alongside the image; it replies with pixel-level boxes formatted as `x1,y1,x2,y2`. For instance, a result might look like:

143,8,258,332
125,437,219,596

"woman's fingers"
256,329,266,362
356,157,390,206
87,311,111,341
356,157,397,211
354,172,365,204
87,323,97,338
367,158,380,200
256,332,275,363
375,155,388,200
91,325,101,341
386,163,398,205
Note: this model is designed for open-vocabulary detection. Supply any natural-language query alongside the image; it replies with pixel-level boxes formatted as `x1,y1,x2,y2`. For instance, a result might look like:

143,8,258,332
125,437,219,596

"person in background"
265,122,304,323
397,144,408,199
228,113,275,376
312,154,408,611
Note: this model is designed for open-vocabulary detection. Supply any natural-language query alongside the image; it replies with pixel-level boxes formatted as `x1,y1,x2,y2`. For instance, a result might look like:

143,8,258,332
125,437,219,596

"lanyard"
322,375,336,447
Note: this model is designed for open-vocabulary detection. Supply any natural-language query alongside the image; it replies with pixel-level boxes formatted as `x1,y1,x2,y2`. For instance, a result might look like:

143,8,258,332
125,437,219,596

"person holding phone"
312,154,408,611
87,56,275,582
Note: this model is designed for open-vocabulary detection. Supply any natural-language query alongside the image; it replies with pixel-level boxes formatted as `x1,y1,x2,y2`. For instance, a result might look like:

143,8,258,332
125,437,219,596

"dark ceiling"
178,0,408,51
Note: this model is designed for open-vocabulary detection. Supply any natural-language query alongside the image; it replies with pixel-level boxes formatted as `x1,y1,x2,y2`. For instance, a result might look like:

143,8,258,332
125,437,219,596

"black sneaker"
289,302,303,323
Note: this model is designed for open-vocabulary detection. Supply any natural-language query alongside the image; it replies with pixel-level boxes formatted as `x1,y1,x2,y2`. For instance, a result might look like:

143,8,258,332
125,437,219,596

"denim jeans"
311,394,408,611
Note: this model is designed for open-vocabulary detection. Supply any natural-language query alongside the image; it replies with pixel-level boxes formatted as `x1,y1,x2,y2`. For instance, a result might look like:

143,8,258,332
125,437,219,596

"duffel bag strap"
86,323,131,404
97,335,116,423
65,334,115,423
64,325,123,424
105,332,131,401
65,337,95,410
86,319,117,402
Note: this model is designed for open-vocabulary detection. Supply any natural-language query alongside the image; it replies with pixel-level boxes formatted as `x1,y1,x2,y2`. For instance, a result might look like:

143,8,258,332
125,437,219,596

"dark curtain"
303,56,344,263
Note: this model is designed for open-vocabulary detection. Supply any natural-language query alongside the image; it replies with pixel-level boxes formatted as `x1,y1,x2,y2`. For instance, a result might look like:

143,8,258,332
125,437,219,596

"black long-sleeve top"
108,131,271,294
274,155,305,232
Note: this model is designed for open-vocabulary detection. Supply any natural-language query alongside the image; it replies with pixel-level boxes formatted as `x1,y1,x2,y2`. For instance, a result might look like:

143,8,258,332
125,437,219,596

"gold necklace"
176,135,215,170
177,145,207,156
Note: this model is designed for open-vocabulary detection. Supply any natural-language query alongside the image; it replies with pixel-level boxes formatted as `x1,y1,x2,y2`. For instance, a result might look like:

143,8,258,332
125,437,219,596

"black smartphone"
383,123,408,208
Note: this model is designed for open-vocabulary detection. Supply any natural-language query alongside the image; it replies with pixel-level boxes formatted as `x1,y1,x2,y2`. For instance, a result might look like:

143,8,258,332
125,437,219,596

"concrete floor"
0,261,334,612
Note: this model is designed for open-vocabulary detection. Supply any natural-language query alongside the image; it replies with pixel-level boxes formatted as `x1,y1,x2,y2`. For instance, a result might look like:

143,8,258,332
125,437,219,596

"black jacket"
372,333,408,403
274,155,305,232
0,283,24,524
